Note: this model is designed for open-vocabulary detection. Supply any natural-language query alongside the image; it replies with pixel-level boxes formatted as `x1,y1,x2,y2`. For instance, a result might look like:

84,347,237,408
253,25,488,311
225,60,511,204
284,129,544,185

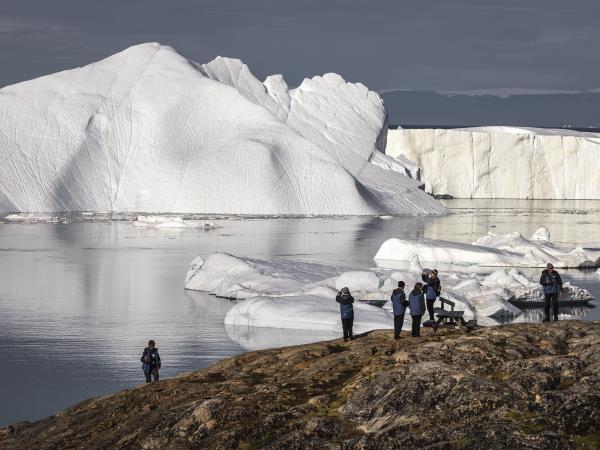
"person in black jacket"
140,339,161,383
539,263,563,322
336,287,355,342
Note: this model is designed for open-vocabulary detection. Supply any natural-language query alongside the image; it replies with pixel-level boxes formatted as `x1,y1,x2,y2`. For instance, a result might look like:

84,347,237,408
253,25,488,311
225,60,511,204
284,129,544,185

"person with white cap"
539,263,563,322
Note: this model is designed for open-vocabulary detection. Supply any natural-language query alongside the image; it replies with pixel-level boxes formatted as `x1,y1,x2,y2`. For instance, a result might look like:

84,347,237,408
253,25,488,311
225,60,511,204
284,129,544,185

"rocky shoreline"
2,321,600,449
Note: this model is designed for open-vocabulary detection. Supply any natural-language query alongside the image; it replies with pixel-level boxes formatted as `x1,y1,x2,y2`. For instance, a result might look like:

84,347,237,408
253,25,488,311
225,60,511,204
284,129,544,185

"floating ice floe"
374,227,600,270
223,294,394,334
185,253,342,299
134,215,220,229
385,127,600,199
2,213,70,224
0,43,444,216
185,252,593,333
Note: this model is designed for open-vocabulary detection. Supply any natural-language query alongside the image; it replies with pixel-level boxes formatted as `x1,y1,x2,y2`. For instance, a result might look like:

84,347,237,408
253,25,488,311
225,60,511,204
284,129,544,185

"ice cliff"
0,43,443,215
386,127,600,199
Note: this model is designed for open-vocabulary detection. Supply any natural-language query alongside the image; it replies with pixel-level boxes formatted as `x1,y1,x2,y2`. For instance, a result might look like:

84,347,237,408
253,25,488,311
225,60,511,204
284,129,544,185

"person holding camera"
422,269,441,321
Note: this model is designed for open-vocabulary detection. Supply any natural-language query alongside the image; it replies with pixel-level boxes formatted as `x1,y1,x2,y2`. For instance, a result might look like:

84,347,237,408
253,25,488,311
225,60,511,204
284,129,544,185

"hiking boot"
543,318,550,322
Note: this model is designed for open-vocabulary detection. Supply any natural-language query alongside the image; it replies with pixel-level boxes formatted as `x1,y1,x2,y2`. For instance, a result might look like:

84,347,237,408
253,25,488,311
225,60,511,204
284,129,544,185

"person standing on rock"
336,287,355,342
408,282,426,337
540,263,563,322
141,339,161,383
391,281,408,339
422,269,441,321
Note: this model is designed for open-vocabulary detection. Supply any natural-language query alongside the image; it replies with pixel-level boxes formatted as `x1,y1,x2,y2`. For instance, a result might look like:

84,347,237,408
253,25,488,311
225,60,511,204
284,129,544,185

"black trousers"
411,315,423,337
143,364,159,383
426,298,436,321
544,293,559,321
394,314,405,338
342,316,354,340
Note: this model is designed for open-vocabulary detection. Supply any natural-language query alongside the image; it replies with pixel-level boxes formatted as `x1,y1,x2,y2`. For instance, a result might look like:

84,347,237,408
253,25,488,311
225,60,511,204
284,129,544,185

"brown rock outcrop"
2,321,600,449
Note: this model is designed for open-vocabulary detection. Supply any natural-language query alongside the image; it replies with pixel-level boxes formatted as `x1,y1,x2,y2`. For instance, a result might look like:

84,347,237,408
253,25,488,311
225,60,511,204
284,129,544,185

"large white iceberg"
0,43,444,216
374,227,600,270
385,127,600,199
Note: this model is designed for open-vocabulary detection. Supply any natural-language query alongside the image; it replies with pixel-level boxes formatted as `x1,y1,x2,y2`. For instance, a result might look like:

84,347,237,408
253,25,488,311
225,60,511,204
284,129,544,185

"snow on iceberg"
385,127,600,199
473,227,600,268
0,43,444,216
374,227,600,269
184,252,342,299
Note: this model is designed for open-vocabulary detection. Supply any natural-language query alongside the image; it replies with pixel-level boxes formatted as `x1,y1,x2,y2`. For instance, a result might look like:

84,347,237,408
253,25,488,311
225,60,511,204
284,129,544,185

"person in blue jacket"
336,287,355,341
391,281,408,339
422,269,441,321
539,263,563,322
408,282,426,337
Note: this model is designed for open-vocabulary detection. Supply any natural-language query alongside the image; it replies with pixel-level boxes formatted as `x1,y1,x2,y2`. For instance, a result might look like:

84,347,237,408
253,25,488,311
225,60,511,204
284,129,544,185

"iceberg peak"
0,43,444,216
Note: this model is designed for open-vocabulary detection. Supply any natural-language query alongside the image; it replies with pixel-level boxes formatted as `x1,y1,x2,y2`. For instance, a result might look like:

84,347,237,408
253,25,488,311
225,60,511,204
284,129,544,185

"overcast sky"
1,0,599,91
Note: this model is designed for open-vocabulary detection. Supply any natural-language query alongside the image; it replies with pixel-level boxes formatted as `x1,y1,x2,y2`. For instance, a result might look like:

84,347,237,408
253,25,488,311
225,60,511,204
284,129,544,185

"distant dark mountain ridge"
381,90,600,128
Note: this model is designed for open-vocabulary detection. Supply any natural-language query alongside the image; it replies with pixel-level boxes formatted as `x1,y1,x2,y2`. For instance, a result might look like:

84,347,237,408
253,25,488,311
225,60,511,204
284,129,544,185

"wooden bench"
428,297,477,335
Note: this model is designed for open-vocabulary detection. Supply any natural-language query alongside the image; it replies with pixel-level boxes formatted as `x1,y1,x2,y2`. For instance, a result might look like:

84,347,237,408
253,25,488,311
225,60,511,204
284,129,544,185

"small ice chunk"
531,227,550,241
333,270,383,292
134,215,220,229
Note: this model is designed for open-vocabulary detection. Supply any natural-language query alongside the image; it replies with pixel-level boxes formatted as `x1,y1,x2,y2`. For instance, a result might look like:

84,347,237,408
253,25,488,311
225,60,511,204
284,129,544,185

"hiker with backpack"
539,263,564,322
140,339,161,383
422,269,441,321
336,287,355,342
391,281,409,339
409,282,426,337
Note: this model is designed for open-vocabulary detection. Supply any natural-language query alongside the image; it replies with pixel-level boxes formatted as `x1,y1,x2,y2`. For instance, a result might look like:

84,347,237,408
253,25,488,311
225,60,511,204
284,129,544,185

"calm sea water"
1,199,599,426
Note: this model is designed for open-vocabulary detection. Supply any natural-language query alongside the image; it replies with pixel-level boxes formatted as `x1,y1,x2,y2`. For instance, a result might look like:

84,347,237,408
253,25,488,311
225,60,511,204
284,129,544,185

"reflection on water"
1,199,600,426
513,305,596,323
225,324,338,351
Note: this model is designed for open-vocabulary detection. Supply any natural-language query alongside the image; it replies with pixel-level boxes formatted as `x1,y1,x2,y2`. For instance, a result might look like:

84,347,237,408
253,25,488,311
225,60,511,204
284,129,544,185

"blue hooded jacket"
409,290,425,316
391,288,407,316
540,269,563,295
336,292,354,319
